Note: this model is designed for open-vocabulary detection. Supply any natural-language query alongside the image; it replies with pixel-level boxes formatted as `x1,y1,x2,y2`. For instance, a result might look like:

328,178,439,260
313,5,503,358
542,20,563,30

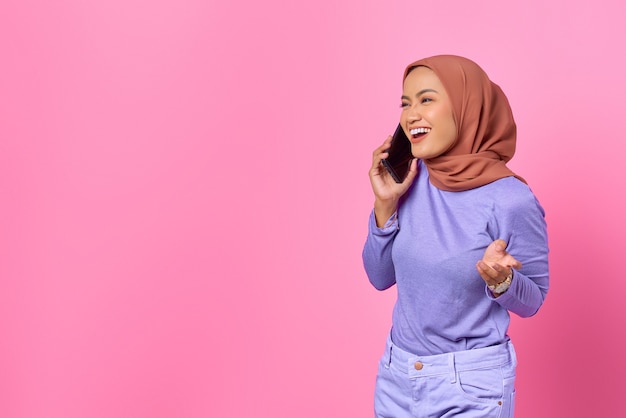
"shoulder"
485,176,545,219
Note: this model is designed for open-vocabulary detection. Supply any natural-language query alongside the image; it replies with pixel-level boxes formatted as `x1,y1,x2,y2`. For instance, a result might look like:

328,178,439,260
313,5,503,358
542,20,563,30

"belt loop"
448,353,457,383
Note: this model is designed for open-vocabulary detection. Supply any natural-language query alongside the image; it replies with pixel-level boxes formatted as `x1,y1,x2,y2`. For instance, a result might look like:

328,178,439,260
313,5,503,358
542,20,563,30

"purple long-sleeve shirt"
363,160,549,356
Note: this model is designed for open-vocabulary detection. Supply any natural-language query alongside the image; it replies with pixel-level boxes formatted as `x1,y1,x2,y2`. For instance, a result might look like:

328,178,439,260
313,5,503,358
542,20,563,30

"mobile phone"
381,124,413,183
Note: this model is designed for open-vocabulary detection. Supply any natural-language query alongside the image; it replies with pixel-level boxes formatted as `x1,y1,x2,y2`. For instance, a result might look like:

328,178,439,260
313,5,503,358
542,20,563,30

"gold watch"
488,269,513,294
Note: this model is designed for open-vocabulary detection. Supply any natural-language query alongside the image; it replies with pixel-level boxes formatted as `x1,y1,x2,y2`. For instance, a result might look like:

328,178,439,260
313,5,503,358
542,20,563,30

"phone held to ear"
381,124,413,183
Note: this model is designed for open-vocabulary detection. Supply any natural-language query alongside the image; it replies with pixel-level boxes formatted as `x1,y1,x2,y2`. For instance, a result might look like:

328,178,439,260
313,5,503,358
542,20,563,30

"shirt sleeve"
362,210,399,291
487,192,550,317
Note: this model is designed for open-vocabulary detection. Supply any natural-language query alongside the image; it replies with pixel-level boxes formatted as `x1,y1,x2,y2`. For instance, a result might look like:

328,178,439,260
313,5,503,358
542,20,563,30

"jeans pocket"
455,367,505,403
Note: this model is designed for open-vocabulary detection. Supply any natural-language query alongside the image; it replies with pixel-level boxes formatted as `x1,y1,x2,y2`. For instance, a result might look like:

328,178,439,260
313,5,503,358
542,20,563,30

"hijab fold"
403,55,525,191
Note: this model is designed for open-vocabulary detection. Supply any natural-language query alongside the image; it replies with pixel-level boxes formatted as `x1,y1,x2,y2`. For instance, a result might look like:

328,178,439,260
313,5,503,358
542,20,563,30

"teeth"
410,127,431,135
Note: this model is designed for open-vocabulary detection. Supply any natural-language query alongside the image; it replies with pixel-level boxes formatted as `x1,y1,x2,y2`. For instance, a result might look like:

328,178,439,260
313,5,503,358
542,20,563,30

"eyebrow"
401,88,439,100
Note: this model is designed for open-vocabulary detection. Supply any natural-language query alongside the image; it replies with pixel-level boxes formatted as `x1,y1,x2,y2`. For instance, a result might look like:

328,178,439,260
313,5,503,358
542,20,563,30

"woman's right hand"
369,136,418,227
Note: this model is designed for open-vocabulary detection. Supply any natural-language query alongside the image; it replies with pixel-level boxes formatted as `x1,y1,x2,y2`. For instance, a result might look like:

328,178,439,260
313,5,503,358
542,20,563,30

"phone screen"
381,124,413,183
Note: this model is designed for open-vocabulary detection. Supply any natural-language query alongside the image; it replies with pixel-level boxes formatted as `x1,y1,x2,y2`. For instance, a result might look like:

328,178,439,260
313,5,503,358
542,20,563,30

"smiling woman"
364,55,549,418
400,67,457,159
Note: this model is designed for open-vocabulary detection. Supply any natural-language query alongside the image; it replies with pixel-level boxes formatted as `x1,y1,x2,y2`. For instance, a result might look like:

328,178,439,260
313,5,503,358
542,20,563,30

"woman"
363,55,549,418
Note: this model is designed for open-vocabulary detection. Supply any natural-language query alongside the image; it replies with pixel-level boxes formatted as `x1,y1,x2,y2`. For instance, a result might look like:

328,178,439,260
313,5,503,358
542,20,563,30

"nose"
407,105,422,123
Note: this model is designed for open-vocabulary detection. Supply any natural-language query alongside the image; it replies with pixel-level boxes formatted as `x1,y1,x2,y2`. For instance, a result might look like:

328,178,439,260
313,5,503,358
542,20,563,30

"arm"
362,136,418,290
488,266,548,317
477,193,549,317
362,211,399,290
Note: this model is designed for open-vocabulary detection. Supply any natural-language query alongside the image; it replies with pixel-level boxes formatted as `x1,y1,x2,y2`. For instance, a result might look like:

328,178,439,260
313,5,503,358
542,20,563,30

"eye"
420,97,433,104
400,102,410,108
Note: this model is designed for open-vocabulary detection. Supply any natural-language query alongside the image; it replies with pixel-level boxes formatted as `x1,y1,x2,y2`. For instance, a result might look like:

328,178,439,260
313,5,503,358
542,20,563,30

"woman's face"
400,66,457,159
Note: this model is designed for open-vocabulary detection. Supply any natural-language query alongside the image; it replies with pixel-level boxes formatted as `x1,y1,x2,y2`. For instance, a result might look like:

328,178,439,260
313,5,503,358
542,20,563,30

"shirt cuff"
369,209,399,234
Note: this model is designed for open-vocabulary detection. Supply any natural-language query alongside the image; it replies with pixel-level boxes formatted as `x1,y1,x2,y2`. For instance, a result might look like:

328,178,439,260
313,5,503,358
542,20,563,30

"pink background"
1,0,625,417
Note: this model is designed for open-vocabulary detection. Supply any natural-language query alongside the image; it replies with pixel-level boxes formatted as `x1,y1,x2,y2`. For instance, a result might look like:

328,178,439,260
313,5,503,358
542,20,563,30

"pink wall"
1,0,625,417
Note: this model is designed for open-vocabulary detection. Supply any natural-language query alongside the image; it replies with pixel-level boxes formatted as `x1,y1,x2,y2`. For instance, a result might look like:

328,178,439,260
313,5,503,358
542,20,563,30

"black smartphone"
381,124,413,183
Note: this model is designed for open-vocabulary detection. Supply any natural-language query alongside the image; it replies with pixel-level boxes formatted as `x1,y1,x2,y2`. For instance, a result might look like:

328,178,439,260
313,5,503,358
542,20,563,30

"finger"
494,239,508,253
370,155,393,179
371,136,394,169
476,261,509,285
503,254,522,270
476,260,499,280
370,153,387,172
491,240,523,267
491,263,510,279
401,158,419,184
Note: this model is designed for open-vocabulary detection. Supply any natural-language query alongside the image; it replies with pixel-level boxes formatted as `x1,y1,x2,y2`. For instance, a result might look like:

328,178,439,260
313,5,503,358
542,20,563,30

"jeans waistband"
384,334,517,379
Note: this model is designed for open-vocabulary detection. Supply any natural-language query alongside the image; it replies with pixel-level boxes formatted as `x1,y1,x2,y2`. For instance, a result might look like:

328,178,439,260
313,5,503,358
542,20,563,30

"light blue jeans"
374,334,517,418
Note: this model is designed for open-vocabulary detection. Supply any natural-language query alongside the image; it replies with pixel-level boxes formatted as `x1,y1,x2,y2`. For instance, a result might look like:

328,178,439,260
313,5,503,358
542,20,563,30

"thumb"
494,239,523,270
402,159,419,184
494,239,508,253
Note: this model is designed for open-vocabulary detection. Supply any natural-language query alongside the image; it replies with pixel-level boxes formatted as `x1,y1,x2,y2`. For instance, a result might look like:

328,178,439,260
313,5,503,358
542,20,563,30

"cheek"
443,115,457,147
436,124,457,155
447,125,458,146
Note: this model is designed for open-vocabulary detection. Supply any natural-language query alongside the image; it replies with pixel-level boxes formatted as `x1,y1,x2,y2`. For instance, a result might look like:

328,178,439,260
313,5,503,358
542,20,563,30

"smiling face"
400,66,457,159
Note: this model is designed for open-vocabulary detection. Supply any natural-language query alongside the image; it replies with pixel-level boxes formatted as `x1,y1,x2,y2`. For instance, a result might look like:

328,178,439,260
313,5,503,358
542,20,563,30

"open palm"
476,239,522,287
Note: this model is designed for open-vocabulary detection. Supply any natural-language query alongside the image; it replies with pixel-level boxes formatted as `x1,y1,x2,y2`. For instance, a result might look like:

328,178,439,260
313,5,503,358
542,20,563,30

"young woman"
363,55,549,418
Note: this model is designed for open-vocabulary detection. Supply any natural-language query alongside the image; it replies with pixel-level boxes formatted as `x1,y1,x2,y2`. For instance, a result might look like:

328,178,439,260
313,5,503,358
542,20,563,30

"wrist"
374,199,399,227
489,268,513,296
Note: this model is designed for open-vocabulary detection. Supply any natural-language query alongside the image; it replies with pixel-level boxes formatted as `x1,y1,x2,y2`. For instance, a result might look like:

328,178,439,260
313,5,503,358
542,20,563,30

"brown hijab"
403,55,525,191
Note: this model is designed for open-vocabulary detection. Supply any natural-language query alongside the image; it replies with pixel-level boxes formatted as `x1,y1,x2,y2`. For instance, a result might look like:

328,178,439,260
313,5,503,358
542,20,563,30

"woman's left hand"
476,239,522,288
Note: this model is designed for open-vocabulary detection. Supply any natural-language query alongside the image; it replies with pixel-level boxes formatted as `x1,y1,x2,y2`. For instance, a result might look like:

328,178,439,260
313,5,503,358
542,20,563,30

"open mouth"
409,127,431,141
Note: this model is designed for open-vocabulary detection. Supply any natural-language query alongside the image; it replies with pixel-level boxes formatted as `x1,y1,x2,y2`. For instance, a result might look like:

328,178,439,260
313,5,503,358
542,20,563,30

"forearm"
374,198,399,228
490,268,548,317
362,210,398,290
489,191,550,317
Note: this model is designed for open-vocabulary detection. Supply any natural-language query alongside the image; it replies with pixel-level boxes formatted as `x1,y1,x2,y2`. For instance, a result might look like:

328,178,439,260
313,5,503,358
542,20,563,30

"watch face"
494,278,512,293
494,283,509,293
489,273,512,293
